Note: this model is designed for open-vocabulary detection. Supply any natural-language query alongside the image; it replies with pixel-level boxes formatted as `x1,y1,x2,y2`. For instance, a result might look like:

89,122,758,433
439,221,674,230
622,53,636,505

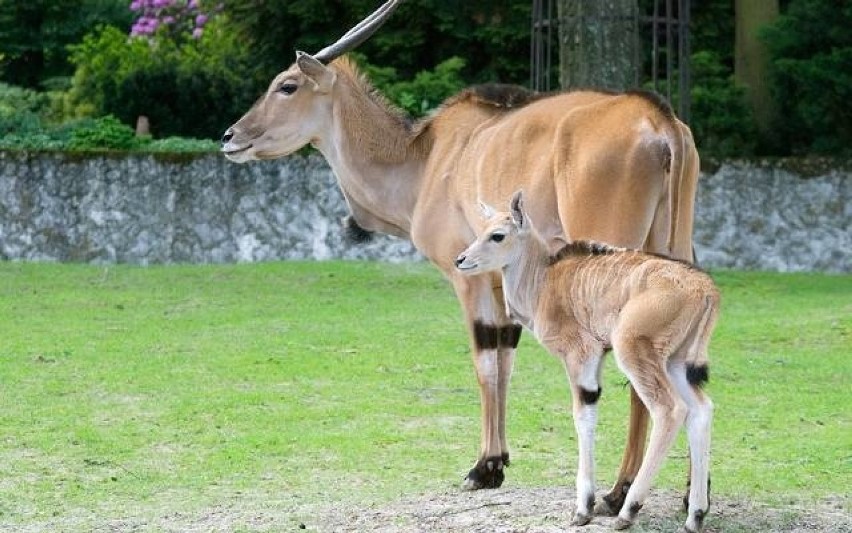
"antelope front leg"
454,276,514,490
464,320,506,489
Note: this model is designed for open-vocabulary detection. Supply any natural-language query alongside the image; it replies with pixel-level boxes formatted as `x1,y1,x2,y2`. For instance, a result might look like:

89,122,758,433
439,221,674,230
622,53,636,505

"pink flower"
192,27,203,39
195,14,208,26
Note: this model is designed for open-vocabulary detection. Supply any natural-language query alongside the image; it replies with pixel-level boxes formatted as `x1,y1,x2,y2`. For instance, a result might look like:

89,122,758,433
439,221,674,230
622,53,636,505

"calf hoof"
613,517,633,530
681,509,706,533
571,512,592,526
461,455,506,490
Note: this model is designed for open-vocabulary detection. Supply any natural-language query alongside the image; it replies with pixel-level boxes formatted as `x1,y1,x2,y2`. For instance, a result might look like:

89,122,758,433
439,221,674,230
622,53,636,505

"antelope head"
455,191,529,275
221,0,403,163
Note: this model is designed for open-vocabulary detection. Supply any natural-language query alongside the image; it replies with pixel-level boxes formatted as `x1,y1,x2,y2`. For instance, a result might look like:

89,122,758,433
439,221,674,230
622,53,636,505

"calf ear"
296,51,336,93
510,190,525,228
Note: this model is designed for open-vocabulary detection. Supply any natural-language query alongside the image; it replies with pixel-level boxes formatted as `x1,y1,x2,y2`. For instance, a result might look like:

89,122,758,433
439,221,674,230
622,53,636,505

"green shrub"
0,83,51,136
689,51,758,158
66,115,139,151
356,55,467,117
762,0,852,155
67,20,260,140
146,136,218,152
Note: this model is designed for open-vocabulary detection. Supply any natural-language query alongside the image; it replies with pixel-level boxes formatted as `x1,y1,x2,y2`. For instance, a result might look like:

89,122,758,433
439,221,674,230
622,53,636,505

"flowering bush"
130,0,220,40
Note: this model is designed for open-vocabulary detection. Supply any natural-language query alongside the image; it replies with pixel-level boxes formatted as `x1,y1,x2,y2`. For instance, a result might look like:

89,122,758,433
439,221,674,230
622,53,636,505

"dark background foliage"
0,0,849,156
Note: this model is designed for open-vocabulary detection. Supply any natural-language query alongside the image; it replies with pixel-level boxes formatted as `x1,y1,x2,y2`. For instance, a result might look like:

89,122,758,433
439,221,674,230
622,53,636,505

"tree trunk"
558,0,638,91
734,0,779,140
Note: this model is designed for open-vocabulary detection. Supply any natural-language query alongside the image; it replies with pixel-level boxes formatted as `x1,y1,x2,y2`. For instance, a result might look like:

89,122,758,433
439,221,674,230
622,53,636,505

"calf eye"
278,82,298,95
490,233,505,243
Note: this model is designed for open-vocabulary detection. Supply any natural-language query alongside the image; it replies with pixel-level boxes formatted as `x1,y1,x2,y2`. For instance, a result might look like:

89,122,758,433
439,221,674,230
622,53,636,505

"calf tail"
684,292,720,388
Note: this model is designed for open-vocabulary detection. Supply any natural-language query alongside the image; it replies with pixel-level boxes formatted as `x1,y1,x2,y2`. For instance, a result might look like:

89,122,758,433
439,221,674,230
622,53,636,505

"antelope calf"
455,191,718,532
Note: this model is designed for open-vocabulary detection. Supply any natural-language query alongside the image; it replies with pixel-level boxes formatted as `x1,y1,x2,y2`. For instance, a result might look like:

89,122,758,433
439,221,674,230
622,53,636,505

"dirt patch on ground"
17,487,849,532
300,487,850,533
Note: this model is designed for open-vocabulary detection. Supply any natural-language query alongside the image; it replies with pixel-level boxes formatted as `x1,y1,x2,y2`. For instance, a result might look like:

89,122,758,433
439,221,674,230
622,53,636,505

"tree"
557,0,638,90
734,0,779,149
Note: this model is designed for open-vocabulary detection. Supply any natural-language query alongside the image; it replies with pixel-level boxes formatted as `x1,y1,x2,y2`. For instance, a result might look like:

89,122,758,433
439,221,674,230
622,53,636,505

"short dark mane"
549,240,619,265
547,86,675,120
549,240,706,273
437,83,544,112
625,89,675,120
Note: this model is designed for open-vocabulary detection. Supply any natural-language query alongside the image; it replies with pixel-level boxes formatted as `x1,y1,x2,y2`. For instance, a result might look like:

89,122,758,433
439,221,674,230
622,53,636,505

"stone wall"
0,151,849,272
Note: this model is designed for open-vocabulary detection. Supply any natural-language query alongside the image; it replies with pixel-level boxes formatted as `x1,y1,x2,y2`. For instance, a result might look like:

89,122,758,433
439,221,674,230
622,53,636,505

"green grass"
0,262,849,528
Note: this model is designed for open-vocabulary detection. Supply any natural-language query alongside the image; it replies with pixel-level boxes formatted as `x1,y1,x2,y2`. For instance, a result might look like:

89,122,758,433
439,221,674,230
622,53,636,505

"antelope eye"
490,233,505,243
278,82,298,95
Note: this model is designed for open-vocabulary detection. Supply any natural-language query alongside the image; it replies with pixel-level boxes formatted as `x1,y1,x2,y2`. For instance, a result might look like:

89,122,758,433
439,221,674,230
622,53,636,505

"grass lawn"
0,261,849,530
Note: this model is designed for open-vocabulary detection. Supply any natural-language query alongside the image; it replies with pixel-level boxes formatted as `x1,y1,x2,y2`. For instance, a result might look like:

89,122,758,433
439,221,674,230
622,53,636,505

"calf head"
455,190,529,275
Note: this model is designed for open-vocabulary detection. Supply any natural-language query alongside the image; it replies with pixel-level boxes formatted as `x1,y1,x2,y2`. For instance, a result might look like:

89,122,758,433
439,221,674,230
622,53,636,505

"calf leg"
560,348,605,526
597,387,649,515
612,343,686,530
670,361,713,533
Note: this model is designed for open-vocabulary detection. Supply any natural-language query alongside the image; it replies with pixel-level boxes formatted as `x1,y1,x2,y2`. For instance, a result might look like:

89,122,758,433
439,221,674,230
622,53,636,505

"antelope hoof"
571,512,592,526
461,455,506,490
596,481,630,515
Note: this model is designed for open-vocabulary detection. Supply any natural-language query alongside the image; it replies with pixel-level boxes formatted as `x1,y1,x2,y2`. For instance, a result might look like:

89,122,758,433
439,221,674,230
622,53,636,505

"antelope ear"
509,190,525,228
478,200,498,220
296,51,336,93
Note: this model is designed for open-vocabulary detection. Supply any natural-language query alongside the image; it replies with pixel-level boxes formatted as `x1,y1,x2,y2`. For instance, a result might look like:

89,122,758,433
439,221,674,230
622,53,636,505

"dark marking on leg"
686,364,709,387
628,501,643,519
585,493,595,513
693,509,706,530
580,386,602,405
464,455,505,489
501,451,511,467
499,324,522,349
684,476,712,513
472,321,499,351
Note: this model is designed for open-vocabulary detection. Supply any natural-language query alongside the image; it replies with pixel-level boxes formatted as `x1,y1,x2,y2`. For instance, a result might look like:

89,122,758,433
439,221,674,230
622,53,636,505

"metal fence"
531,0,691,122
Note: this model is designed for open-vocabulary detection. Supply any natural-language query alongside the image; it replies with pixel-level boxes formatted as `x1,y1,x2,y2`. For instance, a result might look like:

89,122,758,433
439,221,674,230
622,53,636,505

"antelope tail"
666,124,685,259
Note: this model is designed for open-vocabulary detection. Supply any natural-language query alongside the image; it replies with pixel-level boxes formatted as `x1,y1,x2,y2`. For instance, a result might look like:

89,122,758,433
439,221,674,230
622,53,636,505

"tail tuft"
686,363,709,387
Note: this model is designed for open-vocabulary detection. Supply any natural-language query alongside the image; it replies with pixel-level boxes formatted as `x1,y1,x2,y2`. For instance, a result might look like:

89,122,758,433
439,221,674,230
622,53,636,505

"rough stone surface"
0,152,849,272
694,160,850,273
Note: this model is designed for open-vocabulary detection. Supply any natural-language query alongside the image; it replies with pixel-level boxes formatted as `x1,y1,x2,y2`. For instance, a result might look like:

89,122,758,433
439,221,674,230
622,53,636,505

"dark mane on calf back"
548,240,619,265
548,240,705,273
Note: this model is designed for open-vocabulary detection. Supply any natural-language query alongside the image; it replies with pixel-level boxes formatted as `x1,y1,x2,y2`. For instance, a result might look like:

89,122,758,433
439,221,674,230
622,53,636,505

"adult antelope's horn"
313,0,403,64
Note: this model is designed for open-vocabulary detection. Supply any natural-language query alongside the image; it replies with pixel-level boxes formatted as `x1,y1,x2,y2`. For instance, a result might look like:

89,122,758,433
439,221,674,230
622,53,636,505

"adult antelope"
221,0,701,513
455,191,717,531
